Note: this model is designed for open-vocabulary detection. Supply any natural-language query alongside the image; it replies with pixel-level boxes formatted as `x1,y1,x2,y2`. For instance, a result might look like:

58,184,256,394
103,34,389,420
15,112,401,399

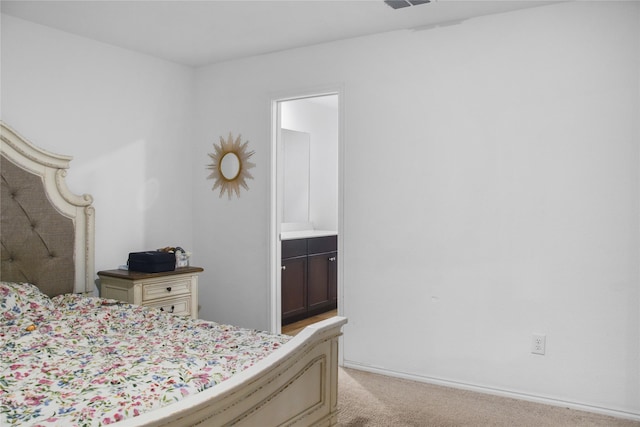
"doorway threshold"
281,309,338,336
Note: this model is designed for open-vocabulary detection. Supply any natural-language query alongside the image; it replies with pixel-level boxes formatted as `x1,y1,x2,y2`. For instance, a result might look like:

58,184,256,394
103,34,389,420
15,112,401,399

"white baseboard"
342,360,640,423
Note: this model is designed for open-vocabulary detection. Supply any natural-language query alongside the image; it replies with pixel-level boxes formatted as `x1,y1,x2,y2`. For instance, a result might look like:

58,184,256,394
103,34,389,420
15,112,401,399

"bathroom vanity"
281,232,337,325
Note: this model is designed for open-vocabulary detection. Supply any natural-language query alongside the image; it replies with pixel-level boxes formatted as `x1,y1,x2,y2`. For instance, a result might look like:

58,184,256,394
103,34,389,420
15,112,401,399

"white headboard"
0,122,95,295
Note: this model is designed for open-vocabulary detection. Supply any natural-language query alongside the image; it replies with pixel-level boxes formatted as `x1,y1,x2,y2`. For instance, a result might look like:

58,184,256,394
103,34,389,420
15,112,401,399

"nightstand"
98,266,203,319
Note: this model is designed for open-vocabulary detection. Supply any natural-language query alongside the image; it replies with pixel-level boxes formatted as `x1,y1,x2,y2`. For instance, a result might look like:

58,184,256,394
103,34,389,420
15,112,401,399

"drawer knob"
281,265,286,271
160,305,175,313
166,287,172,292
329,257,337,262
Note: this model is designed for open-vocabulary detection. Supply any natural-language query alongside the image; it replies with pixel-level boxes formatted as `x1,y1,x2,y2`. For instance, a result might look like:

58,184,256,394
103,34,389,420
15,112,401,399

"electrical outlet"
532,333,546,355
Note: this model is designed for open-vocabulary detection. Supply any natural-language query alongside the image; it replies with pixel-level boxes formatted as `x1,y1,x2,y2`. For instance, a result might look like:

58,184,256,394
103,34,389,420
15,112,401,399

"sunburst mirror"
207,133,256,199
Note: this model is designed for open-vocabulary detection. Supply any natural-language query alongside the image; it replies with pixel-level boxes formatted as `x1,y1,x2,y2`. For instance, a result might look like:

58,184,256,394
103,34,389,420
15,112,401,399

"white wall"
193,1,639,418
281,97,339,231
1,15,195,281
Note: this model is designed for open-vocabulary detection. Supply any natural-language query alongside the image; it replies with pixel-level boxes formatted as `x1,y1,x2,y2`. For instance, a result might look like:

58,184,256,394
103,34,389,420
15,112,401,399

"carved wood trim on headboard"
0,122,95,295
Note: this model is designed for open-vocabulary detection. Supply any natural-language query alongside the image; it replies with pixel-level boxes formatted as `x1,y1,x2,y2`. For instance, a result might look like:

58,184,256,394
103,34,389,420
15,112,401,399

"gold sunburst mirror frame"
207,132,256,199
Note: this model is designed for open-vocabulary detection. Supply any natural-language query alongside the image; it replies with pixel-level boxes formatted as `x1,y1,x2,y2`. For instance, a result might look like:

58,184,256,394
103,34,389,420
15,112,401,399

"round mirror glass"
220,152,241,180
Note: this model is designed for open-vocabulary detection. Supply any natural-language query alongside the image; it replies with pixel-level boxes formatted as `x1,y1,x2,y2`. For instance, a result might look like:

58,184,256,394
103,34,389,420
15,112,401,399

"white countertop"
280,230,337,240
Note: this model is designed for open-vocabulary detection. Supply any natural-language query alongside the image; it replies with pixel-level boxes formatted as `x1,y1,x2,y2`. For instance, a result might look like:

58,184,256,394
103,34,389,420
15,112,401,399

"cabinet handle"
170,305,175,313
329,257,336,262
281,265,287,271
166,287,172,292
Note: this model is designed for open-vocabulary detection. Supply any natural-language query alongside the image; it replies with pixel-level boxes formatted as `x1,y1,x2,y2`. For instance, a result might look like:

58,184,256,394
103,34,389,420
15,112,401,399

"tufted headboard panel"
0,122,95,296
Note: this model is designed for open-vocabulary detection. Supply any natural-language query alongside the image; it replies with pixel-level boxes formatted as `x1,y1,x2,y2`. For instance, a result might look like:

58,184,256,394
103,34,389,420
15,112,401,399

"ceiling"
1,0,555,67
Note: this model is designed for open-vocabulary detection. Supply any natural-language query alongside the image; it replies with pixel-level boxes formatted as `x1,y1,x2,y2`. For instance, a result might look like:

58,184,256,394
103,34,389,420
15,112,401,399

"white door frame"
269,86,344,334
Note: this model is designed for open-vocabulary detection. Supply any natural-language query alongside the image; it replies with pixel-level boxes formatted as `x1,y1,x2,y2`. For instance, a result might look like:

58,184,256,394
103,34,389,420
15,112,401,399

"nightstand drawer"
142,278,191,301
144,297,191,316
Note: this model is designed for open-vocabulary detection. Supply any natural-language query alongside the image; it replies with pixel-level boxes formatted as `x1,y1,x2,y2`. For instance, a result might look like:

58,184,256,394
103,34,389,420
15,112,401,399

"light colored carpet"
337,367,640,427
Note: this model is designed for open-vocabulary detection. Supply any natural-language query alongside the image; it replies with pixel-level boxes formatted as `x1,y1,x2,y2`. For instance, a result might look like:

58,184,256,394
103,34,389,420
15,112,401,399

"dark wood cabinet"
282,235,337,324
308,251,337,312
281,256,307,320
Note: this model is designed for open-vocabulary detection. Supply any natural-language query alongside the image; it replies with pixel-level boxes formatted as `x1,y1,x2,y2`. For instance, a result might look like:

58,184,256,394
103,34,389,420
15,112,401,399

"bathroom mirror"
207,133,256,199
282,129,310,223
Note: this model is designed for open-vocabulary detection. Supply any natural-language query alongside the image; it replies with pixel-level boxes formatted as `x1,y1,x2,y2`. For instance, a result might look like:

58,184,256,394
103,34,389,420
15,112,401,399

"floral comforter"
0,282,291,426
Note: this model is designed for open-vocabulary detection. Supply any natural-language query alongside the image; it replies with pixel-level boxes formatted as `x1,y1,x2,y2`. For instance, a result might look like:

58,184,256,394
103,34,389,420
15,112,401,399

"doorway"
270,91,341,334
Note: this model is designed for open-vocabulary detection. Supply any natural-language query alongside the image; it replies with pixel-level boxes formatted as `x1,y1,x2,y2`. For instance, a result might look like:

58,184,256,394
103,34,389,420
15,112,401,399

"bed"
0,122,347,426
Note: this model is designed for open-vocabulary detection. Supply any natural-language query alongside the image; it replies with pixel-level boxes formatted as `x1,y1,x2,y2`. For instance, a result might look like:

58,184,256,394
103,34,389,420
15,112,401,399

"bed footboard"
120,316,347,427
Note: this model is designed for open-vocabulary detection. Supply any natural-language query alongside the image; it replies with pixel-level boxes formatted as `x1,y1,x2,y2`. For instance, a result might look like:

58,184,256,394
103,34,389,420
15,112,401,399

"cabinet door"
328,251,337,303
308,252,333,312
281,257,307,322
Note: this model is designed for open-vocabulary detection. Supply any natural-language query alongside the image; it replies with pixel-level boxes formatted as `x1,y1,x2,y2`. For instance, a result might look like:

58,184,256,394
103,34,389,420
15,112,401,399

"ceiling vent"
384,0,430,9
